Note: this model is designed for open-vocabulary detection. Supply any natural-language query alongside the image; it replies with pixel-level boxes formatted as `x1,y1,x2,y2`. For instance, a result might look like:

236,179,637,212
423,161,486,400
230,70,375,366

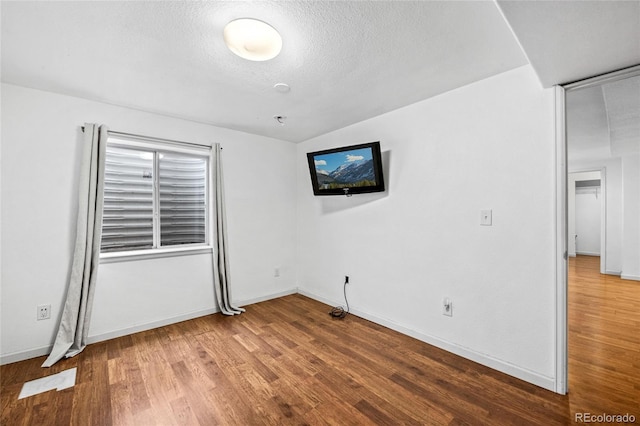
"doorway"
568,170,605,274
557,65,640,398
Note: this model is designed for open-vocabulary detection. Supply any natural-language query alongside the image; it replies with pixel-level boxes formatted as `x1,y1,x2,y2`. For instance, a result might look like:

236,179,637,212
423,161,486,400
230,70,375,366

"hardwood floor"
1,259,637,425
567,255,640,419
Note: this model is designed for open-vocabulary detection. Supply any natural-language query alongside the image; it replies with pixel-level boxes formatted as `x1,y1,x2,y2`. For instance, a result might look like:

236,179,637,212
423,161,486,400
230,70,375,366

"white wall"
0,83,297,363
604,161,624,274
296,66,558,390
568,170,602,258
570,159,624,275
621,154,640,281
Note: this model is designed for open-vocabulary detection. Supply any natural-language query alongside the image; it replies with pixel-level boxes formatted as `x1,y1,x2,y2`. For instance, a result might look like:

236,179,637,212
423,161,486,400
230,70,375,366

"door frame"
568,168,606,270
555,64,640,395
554,85,567,394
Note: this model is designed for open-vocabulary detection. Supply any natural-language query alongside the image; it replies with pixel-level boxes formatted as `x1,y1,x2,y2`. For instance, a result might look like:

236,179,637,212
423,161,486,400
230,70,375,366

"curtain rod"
81,126,214,149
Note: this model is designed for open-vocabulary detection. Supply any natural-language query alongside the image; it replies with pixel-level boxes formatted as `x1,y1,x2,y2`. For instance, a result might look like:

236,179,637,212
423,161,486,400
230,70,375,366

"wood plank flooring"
1,257,638,425
567,255,640,419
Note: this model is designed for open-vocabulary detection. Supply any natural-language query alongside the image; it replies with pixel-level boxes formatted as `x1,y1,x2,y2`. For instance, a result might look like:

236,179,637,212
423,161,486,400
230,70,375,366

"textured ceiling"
496,0,640,87
2,1,639,143
603,76,640,156
567,84,611,164
567,74,640,165
1,1,527,142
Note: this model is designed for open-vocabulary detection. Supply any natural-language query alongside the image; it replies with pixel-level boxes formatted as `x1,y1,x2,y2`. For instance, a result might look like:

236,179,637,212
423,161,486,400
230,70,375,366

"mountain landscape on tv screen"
316,159,376,188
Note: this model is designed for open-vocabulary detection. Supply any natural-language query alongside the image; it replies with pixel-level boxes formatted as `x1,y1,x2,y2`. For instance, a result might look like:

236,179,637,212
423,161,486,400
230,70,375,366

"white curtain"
42,124,107,367
212,144,245,315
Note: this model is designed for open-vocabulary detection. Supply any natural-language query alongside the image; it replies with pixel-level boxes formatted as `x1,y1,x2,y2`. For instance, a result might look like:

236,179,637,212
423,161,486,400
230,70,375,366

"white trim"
0,346,54,366
100,246,213,263
101,136,212,258
557,66,640,395
621,274,640,282
86,307,219,345
86,288,297,345
108,132,212,153
236,288,298,307
152,151,160,247
554,85,568,395
108,138,211,157
298,288,555,391
605,270,622,276
0,288,297,366
562,64,640,91
600,167,607,274
576,251,600,257
2,285,563,389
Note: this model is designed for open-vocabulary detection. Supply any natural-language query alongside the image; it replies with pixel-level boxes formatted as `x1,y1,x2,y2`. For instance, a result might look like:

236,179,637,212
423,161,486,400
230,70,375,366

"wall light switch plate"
480,209,492,226
442,298,453,317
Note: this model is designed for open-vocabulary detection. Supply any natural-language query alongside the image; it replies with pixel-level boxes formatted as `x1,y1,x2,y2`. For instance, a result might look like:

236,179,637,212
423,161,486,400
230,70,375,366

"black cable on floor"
329,276,350,318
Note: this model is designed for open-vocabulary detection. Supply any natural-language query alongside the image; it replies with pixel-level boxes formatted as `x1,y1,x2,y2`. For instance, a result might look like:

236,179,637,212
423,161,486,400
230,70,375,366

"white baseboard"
87,288,297,346
605,270,622,276
297,288,556,392
576,251,600,256
2,284,562,393
0,288,298,366
0,346,54,366
237,288,298,307
86,307,219,345
621,274,640,282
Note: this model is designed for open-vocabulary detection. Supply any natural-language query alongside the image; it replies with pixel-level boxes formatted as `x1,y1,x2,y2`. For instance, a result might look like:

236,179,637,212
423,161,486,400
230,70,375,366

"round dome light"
223,18,282,61
274,83,291,93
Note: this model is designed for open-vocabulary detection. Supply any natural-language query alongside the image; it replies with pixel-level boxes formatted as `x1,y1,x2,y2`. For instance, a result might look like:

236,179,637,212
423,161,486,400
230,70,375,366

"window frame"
100,134,213,263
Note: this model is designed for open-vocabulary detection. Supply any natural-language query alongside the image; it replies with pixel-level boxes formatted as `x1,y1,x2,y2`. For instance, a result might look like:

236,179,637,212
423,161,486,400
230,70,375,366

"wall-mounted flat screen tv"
307,141,385,196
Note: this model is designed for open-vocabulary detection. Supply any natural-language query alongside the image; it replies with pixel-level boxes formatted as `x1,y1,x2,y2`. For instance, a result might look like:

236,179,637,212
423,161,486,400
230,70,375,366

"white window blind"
159,153,207,246
102,146,154,252
101,138,209,254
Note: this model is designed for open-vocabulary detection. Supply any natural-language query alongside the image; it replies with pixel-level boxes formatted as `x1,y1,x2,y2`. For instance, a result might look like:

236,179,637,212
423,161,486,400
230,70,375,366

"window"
101,136,210,256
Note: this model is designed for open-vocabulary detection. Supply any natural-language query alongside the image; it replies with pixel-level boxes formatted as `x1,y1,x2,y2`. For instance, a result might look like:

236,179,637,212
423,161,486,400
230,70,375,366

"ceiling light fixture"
223,18,282,61
274,83,290,93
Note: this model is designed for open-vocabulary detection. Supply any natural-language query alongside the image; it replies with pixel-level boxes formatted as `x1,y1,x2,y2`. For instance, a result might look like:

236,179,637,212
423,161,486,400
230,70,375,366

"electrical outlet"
37,304,51,321
442,298,453,317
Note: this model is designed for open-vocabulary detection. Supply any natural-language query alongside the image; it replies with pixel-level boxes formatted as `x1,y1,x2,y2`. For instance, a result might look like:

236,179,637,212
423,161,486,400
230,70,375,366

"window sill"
100,245,213,264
